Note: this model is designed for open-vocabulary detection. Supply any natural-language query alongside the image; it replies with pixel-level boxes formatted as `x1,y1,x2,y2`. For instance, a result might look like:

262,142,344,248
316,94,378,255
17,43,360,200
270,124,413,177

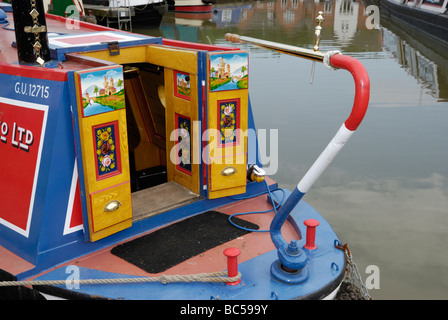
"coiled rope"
0,271,242,287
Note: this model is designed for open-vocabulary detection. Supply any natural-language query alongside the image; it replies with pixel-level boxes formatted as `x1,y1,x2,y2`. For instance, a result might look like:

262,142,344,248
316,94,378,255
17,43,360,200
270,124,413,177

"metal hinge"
106,41,120,56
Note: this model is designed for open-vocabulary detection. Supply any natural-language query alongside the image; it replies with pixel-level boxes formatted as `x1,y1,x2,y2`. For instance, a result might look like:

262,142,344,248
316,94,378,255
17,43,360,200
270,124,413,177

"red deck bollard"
304,219,320,250
223,247,241,285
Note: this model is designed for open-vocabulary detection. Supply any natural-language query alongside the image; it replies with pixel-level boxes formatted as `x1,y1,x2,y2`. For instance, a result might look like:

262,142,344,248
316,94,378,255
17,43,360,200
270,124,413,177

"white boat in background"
83,0,168,25
168,0,215,14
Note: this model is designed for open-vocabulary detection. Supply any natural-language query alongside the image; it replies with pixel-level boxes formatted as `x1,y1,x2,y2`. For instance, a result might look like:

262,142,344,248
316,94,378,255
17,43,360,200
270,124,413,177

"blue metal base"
270,260,309,285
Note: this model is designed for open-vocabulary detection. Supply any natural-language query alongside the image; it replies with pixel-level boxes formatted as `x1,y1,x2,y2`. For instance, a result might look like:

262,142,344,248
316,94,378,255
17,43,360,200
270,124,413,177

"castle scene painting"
79,66,125,117
174,71,191,100
209,52,248,92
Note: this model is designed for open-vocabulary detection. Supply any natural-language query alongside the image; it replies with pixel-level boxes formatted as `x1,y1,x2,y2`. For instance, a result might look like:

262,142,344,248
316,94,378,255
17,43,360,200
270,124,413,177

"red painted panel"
70,179,83,228
0,99,47,235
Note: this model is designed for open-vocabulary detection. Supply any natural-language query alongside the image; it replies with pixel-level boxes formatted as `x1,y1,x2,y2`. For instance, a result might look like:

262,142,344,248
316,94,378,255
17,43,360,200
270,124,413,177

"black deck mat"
111,211,259,273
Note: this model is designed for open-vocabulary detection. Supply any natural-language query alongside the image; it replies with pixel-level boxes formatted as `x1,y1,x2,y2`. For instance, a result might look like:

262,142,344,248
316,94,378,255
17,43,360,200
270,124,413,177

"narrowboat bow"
0,3,370,300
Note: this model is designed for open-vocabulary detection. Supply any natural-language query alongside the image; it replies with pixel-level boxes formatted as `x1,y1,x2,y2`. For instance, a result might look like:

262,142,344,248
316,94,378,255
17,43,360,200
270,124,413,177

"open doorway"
123,62,201,222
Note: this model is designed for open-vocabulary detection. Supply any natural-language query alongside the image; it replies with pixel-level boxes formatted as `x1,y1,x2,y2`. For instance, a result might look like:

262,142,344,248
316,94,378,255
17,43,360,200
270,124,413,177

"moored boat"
168,0,215,14
381,0,448,45
0,2,371,301
82,0,168,26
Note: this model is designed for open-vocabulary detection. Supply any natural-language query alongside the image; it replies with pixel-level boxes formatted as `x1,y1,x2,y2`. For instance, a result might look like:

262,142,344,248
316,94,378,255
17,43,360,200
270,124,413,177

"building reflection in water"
157,0,448,101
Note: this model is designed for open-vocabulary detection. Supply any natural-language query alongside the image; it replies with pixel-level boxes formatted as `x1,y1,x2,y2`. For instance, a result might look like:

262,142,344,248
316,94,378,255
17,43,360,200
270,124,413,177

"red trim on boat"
0,62,68,81
174,5,212,13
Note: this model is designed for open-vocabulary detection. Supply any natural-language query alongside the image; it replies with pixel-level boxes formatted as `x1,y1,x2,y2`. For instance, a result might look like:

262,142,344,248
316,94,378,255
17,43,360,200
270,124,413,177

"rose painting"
93,122,120,178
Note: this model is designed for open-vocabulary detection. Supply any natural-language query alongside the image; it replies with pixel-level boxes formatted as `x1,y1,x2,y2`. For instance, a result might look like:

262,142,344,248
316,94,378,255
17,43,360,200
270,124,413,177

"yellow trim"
80,44,198,74
146,45,198,74
79,45,147,64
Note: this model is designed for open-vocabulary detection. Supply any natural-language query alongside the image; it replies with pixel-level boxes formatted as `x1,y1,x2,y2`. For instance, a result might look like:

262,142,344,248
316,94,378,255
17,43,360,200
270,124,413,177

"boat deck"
29,190,297,279
132,181,201,222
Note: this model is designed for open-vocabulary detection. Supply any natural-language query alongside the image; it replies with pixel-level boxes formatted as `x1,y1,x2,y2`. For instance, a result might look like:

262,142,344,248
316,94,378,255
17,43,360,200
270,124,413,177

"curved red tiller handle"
330,53,370,131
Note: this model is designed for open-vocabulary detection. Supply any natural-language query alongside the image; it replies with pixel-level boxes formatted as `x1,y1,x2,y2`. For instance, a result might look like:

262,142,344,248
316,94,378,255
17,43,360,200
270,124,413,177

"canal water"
134,0,448,299
83,102,115,117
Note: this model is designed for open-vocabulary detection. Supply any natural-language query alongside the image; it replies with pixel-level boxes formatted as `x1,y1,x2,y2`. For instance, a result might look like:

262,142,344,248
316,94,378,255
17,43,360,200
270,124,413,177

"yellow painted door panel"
161,57,200,195
209,154,247,191
73,65,132,242
89,182,132,233
206,51,249,199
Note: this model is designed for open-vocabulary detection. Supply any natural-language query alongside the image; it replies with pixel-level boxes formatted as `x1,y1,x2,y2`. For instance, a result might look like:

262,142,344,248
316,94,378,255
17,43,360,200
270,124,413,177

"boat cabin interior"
123,62,197,222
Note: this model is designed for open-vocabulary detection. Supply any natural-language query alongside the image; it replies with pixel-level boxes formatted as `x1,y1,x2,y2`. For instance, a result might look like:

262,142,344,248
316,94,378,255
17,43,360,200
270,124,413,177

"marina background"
133,0,448,299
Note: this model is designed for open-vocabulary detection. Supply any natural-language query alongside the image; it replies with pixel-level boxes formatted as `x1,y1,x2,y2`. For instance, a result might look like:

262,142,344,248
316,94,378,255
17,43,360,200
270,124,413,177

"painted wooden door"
147,45,201,194
206,51,249,199
71,65,132,242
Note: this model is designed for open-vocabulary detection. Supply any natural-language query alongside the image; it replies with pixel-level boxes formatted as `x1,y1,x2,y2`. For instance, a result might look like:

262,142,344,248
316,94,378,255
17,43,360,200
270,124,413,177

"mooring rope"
0,271,242,287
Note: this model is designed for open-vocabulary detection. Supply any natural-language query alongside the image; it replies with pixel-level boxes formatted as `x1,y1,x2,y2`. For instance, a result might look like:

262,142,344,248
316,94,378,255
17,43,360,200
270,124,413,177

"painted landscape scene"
209,52,248,92
80,67,126,117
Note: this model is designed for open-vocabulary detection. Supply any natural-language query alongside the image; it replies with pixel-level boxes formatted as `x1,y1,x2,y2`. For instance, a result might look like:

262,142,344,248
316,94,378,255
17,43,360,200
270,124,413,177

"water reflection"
147,0,384,50
380,24,448,101
382,28,441,101
135,0,448,102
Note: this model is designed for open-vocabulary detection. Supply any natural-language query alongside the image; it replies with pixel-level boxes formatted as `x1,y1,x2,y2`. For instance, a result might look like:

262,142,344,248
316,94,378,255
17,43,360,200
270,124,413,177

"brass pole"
225,33,325,62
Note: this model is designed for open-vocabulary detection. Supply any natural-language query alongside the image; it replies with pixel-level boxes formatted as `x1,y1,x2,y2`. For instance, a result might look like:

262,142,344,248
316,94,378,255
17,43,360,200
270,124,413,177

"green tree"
117,79,123,91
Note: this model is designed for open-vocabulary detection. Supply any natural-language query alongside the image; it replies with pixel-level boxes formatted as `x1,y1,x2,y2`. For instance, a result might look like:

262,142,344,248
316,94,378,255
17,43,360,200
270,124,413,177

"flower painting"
78,66,125,117
218,99,240,146
93,122,121,179
209,52,248,92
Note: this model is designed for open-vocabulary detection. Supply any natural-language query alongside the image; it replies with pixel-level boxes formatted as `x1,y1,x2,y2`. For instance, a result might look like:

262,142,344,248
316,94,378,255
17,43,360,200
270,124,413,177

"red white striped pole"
296,53,370,195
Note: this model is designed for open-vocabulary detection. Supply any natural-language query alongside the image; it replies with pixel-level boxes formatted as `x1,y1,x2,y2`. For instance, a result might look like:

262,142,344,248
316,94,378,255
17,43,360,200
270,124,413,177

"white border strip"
63,159,84,235
49,31,145,48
